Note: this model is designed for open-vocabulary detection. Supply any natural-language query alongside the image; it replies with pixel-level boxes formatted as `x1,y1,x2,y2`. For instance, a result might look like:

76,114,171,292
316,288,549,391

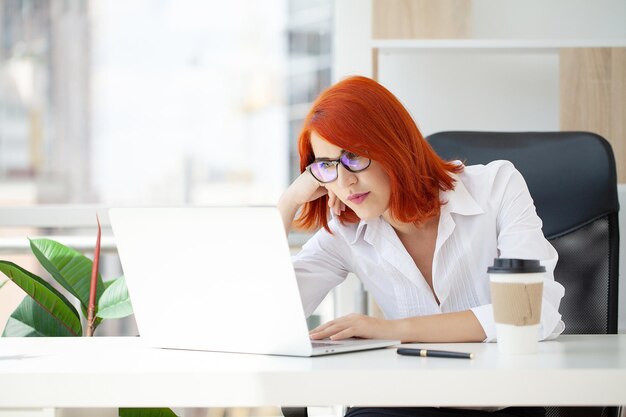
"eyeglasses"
306,150,371,183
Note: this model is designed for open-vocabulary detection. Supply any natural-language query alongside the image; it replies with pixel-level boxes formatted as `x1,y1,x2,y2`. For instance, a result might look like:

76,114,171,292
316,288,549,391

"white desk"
1,335,625,408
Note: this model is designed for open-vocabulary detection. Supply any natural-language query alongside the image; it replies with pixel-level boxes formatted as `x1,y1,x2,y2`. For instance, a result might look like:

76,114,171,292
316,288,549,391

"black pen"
396,347,474,359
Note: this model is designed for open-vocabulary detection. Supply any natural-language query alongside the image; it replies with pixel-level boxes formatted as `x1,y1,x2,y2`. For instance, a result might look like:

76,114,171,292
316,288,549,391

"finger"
310,324,343,340
309,322,335,337
327,189,337,201
330,328,356,341
310,314,355,335
309,320,336,335
327,192,335,208
309,331,326,340
333,195,343,216
310,328,333,340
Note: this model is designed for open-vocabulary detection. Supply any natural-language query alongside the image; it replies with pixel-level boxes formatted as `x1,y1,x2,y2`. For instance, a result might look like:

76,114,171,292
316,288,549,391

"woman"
277,76,564,417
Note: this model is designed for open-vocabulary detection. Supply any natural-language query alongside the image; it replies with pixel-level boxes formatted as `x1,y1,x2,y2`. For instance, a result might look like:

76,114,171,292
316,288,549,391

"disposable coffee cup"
488,258,545,354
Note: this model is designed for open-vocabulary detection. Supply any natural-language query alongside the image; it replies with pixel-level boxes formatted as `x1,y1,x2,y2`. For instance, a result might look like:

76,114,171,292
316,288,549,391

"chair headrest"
427,131,619,238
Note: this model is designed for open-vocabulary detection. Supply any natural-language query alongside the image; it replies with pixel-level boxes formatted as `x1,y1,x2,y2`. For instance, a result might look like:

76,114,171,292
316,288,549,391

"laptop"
109,207,400,356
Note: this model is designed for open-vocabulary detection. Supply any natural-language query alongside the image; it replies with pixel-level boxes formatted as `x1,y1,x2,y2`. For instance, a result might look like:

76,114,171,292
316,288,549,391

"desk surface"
1,335,625,408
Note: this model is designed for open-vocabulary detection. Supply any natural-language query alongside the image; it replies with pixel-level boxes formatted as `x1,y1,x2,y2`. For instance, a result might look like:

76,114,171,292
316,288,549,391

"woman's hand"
278,171,345,234
286,170,329,206
326,186,345,217
309,313,399,341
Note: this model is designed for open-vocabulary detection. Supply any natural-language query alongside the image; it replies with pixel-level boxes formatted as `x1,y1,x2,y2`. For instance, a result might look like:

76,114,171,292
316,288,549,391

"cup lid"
487,258,546,273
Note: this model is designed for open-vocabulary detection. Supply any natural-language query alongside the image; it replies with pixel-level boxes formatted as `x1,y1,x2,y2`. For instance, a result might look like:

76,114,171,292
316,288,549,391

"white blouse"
292,160,565,342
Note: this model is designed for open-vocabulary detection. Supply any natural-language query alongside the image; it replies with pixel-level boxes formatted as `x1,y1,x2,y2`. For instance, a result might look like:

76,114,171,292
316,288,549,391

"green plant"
0,234,131,336
0,220,177,416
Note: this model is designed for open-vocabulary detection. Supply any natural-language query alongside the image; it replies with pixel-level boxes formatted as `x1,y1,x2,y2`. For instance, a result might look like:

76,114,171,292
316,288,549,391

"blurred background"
0,0,333,206
0,0,625,415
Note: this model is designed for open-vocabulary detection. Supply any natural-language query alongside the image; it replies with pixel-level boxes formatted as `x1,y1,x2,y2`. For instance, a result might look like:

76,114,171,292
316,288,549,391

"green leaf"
119,408,178,417
29,238,105,311
97,276,133,319
0,279,8,290
2,296,75,337
104,279,116,290
0,261,82,336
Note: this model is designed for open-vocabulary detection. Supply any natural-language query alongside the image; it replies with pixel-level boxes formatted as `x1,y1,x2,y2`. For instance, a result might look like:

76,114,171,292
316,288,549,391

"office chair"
283,131,620,417
427,131,620,417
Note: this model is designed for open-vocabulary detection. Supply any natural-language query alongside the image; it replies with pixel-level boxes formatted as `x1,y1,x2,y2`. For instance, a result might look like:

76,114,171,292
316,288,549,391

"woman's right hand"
285,170,346,215
277,171,341,234
287,170,329,206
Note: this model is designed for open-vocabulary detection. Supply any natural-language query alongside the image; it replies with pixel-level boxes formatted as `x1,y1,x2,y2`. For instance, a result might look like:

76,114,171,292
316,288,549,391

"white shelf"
0,235,117,253
0,205,111,228
373,38,626,53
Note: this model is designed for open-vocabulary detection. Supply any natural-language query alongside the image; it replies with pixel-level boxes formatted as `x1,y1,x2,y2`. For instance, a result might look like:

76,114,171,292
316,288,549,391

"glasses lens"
310,161,337,183
341,152,370,172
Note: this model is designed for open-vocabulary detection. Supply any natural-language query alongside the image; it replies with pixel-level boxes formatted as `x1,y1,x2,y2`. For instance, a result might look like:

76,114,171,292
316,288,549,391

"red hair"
294,76,462,233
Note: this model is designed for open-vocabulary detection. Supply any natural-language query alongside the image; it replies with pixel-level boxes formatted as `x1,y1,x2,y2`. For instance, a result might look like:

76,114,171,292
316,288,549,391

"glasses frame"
306,150,372,184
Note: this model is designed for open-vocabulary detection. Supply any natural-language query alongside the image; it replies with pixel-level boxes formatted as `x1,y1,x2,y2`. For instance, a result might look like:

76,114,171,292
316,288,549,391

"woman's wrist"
393,317,421,343
278,190,301,213
277,191,301,235
393,311,487,343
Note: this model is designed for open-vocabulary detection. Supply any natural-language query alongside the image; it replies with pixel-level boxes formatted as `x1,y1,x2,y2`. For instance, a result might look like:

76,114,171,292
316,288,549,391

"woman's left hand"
309,313,399,341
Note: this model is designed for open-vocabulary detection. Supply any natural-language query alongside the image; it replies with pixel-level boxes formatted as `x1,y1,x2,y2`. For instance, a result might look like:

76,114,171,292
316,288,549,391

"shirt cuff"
538,298,565,340
470,304,497,342
471,301,565,343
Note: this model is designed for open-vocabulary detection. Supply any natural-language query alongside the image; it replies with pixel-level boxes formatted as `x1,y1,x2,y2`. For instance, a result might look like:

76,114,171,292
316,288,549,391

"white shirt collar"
348,173,484,246
441,173,484,217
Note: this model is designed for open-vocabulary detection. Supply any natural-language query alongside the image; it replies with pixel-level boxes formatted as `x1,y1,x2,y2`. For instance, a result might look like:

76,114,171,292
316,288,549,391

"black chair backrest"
427,131,619,335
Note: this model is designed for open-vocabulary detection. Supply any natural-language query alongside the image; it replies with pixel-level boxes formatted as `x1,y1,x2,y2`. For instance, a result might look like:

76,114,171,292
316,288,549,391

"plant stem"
86,215,101,336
